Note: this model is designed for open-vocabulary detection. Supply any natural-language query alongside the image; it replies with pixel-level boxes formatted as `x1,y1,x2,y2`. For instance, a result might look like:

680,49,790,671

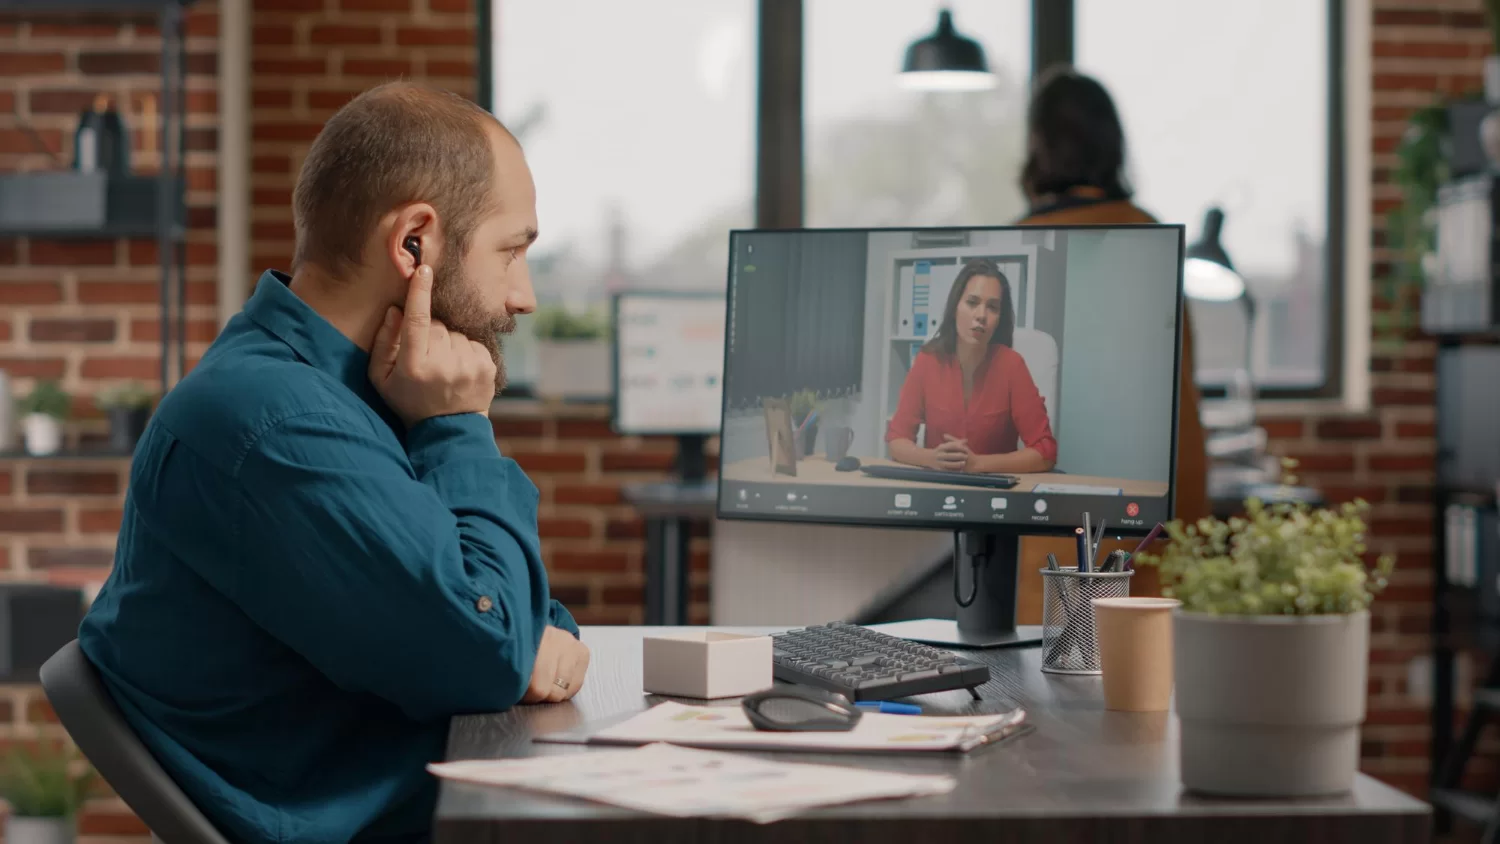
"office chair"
39,640,231,844
1011,327,1059,438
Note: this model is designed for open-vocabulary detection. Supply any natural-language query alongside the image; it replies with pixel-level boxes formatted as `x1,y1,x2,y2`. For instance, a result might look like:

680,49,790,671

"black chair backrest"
39,640,232,844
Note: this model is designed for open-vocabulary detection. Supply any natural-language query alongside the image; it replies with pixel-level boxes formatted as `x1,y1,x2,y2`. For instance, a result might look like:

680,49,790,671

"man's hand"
369,265,497,428
930,435,973,472
521,626,590,704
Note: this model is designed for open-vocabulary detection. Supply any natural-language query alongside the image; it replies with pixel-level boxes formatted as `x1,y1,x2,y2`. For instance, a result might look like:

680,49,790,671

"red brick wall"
492,405,713,626
249,0,480,276
0,4,222,838
0,5,220,592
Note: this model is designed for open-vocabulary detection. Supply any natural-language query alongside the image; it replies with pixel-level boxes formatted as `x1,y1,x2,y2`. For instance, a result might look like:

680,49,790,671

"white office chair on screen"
1010,326,1059,446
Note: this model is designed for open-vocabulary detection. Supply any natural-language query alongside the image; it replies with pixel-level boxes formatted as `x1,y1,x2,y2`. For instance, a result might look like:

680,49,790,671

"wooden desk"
436,627,1429,844
720,456,1170,498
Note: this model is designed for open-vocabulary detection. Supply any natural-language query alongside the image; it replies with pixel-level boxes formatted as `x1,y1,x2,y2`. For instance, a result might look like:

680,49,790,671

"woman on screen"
885,258,1057,474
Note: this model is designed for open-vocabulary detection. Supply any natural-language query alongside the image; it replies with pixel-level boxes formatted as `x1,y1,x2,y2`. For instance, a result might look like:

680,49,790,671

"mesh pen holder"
1040,567,1134,675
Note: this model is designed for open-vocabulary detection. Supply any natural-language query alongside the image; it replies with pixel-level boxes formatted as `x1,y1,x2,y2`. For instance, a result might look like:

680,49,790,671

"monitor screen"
716,225,1185,535
612,291,727,436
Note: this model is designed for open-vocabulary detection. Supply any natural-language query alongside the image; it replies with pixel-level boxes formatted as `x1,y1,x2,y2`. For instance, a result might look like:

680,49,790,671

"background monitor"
611,290,727,437
714,225,1185,647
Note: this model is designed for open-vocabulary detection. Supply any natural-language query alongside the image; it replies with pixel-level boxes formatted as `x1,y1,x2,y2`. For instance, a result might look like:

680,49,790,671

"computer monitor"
612,290,727,482
715,225,1185,647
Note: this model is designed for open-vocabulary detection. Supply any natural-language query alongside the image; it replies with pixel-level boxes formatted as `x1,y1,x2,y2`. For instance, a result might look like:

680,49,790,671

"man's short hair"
292,81,504,275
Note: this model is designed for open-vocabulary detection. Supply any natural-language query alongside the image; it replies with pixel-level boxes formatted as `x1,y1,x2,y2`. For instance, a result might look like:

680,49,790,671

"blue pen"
855,701,922,715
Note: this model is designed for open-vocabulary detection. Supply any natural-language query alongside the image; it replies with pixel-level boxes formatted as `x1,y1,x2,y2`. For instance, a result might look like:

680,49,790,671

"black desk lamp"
898,8,997,92
1185,207,1256,405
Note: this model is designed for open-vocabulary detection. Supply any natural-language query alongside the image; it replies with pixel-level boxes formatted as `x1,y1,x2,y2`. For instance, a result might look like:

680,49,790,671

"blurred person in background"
1012,67,1209,615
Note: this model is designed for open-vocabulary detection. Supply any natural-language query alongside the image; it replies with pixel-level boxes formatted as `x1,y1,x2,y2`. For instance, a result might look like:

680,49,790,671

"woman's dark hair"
1019,67,1131,202
923,258,1015,359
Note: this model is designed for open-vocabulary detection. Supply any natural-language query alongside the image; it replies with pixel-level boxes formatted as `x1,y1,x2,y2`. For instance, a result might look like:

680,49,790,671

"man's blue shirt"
79,270,577,844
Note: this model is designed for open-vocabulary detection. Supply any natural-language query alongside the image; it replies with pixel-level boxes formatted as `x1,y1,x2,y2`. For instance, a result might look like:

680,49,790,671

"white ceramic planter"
536,340,610,400
22,412,63,456
1173,610,1369,797
5,816,74,844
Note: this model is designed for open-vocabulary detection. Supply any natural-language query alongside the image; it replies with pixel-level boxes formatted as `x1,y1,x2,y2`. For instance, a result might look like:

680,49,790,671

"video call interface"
716,225,1185,533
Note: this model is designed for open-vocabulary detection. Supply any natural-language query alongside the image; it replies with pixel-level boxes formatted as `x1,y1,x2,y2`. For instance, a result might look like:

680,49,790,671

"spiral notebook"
534,701,1029,754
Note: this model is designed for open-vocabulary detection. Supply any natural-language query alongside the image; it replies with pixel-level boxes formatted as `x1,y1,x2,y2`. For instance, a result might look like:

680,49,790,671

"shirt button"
475,596,494,613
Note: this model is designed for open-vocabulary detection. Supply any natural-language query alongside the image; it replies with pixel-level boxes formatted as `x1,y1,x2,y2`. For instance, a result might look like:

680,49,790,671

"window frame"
479,0,1354,405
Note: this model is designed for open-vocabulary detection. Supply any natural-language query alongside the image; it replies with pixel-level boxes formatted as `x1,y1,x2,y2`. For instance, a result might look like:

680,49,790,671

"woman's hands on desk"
521,626,590,704
923,435,1056,475
932,435,975,471
890,435,1055,474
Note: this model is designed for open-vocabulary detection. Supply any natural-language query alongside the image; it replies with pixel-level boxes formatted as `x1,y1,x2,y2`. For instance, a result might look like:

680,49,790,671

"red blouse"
885,345,1058,465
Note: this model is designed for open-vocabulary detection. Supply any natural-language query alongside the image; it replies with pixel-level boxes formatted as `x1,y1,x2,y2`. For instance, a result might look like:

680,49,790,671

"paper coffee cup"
1091,597,1180,712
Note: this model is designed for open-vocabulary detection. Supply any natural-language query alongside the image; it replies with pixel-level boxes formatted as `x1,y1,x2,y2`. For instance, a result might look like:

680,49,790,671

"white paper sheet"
429,742,956,823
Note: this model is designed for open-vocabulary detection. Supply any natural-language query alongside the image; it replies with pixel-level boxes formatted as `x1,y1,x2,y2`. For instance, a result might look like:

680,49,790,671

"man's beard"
429,249,514,394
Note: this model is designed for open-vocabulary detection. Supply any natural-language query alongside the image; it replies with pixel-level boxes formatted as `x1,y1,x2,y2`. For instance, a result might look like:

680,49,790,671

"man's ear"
387,203,439,279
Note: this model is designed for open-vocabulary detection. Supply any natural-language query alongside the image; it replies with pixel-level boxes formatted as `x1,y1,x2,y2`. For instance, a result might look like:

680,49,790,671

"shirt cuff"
405,413,499,477
549,600,580,637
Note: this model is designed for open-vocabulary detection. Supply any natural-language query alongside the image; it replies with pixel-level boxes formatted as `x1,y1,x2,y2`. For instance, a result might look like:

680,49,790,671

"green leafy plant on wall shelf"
18,380,70,420
94,381,154,411
1134,459,1395,615
1380,102,1449,344
530,305,610,342
0,743,95,819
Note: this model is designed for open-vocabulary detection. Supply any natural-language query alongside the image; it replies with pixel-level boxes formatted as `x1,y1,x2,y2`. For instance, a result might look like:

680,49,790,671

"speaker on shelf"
0,584,85,683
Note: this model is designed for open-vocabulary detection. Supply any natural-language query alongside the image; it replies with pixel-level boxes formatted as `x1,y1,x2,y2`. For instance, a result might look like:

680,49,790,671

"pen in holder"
1040,566,1133,675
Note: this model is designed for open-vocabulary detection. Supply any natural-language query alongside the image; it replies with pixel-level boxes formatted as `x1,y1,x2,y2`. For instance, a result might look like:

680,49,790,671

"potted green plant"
18,380,70,457
532,304,611,400
788,389,820,457
1133,460,1395,797
95,381,154,452
1382,102,1447,342
0,743,94,844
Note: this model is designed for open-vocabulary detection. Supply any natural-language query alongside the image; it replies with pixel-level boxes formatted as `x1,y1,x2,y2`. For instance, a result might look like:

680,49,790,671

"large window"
488,0,754,389
486,0,1346,400
804,2,1031,229
1076,0,1341,397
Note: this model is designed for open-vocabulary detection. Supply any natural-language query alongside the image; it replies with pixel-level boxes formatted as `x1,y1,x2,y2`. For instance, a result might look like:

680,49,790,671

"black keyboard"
858,464,1019,489
770,622,990,701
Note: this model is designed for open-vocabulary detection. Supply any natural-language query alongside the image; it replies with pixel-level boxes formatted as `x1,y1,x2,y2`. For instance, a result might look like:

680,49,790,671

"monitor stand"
865,530,1044,649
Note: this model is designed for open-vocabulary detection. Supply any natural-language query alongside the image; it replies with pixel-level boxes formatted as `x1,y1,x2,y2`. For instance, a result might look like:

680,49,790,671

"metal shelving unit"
0,0,195,395
1426,163,1500,835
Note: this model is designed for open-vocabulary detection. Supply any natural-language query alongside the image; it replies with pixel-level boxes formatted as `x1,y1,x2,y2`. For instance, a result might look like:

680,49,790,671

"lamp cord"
953,532,979,608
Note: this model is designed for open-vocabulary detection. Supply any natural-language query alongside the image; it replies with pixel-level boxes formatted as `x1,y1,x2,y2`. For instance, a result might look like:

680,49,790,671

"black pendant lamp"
898,8,996,92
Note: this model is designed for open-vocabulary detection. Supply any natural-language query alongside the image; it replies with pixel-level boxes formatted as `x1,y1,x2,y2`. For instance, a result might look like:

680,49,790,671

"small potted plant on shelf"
1133,459,1395,797
95,381,154,452
19,380,70,457
532,304,611,400
0,743,94,844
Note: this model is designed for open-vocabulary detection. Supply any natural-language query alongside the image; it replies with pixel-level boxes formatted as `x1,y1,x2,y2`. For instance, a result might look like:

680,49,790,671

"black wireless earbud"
402,236,422,266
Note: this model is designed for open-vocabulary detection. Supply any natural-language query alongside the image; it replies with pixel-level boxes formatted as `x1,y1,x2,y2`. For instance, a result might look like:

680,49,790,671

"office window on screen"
804,1,1032,229
489,1,754,391
1077,0,1340,396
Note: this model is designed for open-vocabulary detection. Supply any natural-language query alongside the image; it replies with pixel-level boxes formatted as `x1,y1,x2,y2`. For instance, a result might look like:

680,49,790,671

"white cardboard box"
641,631,773,699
